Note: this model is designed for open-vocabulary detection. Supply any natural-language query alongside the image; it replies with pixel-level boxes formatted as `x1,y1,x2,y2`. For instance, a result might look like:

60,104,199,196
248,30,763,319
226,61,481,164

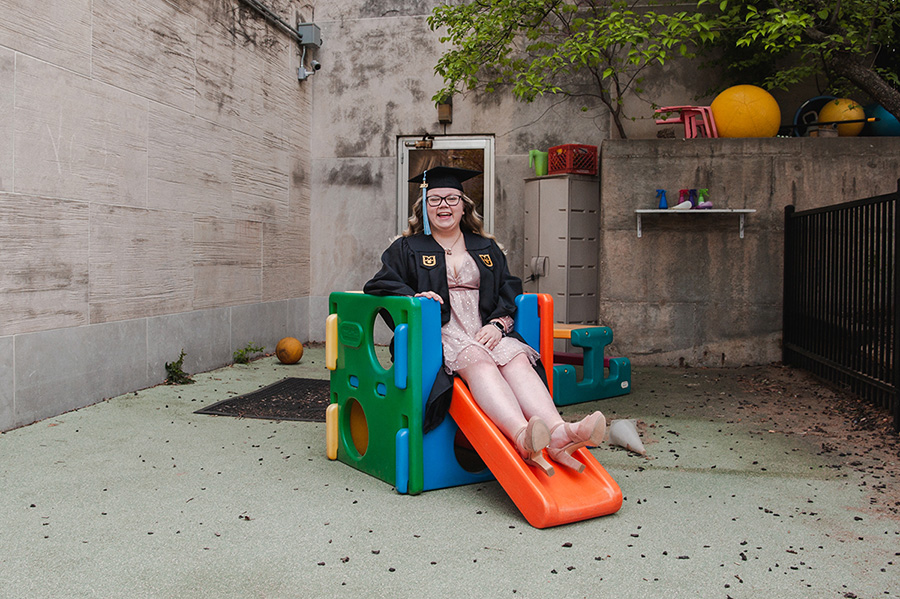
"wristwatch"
490,320,505,335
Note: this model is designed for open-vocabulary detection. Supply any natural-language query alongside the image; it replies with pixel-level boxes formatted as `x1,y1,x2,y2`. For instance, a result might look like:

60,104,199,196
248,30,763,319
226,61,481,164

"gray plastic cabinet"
523,174,599,326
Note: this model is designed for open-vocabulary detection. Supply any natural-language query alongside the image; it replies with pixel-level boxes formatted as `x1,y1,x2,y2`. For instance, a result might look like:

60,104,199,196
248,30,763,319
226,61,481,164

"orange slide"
448,379,623,529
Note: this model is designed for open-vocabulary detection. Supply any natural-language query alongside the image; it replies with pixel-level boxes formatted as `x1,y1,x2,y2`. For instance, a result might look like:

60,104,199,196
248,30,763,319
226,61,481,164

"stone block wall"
0,0,312,431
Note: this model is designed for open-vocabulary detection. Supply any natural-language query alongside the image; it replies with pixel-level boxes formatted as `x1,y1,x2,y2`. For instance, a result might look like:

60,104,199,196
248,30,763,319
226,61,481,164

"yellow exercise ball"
818,98,865,136
275,337,304,364
710,84,781,138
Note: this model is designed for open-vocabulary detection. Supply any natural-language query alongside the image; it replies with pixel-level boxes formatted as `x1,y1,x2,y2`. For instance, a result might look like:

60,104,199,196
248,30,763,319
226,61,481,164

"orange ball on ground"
276,337,304,364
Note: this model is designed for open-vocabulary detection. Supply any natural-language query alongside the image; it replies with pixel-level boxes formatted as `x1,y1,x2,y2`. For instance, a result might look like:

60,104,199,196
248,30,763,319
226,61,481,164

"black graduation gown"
363,232,549,432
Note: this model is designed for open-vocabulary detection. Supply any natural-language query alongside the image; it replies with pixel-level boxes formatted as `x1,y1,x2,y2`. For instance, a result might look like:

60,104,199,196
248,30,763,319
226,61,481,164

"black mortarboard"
409,166,482,234
409,166,482,192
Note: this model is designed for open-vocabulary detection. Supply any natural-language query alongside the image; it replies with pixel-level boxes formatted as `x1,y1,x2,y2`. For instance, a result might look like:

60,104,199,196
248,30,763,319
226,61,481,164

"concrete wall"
599,137,900,367
301,2,782,338
306,1,623,334
303,0,900,368
0,0,312,431
3,0,897,431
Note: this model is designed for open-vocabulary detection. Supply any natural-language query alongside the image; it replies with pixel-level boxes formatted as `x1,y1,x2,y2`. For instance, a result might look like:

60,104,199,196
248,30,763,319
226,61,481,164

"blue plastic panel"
394,324,408,389
514,294,540,351
395,428,409,494
418,298,443,408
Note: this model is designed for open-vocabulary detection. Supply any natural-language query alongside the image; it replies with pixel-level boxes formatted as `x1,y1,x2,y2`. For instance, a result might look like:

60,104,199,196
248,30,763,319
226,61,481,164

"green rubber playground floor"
1,346,897,599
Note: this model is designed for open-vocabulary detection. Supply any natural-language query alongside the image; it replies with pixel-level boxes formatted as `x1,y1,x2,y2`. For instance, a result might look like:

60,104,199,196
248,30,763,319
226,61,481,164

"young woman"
364,166,605,475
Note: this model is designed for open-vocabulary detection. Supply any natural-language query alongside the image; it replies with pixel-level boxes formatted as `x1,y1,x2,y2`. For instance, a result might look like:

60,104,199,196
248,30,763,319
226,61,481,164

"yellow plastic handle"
325,313,338,370
325,403,339,460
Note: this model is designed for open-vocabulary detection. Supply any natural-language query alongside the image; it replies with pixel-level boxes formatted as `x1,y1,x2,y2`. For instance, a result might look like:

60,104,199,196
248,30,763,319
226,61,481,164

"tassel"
421,170,431,235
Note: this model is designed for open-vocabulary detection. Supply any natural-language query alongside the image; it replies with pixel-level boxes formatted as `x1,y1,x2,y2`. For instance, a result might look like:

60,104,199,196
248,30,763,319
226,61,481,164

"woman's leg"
456,360,528,441
457,359,554,475
497,353,566,442
499,353,606,472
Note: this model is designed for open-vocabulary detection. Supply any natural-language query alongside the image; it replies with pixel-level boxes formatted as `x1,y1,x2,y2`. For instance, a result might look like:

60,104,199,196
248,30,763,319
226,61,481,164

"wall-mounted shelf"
635,209,757,238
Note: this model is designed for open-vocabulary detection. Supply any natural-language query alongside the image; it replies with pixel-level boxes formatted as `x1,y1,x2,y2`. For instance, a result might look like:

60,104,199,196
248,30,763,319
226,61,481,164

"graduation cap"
409,166,482,235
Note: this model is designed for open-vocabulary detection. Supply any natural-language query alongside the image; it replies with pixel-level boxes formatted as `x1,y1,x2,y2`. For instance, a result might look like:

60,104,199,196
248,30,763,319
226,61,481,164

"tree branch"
828,0,842,30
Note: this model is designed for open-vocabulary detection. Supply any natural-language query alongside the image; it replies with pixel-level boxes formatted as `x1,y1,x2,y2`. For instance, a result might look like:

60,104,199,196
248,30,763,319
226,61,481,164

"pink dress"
441,252,539,374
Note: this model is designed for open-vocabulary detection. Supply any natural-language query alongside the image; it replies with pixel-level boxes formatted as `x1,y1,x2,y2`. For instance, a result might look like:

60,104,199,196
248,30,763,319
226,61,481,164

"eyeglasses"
426,194,462,207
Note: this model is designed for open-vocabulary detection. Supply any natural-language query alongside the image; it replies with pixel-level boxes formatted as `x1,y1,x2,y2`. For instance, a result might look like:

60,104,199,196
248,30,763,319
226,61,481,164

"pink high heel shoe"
514,416,555,477
547,412,607,473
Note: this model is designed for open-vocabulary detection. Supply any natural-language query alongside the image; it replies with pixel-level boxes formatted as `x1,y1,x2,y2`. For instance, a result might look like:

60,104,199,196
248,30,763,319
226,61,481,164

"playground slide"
448,379,623,529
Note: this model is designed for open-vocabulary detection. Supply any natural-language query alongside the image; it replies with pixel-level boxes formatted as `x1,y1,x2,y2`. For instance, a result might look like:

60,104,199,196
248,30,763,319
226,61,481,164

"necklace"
438,231,464,255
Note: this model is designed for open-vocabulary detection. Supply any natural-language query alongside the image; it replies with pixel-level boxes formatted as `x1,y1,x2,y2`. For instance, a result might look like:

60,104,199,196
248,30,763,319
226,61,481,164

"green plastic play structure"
552,326,631,406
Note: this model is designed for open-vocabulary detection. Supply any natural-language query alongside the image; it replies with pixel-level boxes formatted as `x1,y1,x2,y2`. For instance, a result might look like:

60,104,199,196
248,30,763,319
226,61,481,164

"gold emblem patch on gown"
422,255,437,267
478,254,493,267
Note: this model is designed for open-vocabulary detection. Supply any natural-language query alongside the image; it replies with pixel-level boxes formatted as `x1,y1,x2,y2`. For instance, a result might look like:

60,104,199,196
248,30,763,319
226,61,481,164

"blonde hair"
403,193,495,240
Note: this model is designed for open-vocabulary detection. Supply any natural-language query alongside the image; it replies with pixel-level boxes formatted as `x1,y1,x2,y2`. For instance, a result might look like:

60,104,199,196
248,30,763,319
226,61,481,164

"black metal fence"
783,180,900,432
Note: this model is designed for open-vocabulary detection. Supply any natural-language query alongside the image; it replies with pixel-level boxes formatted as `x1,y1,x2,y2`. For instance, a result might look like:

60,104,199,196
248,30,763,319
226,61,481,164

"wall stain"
333,106,386,157
359,0,434,19
223,2,289,51
335,137,366,158
325,164,382,187
381,101,399,156
513,132,561,155
472,88,504,108
405,79,426,104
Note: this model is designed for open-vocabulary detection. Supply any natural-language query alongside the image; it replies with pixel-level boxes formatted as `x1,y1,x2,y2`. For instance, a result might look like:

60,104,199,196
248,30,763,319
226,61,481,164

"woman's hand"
474,323,503,351
414,291,443,304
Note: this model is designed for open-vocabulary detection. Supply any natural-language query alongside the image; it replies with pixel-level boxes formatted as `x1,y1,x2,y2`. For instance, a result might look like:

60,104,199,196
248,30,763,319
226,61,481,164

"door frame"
396,135,495,235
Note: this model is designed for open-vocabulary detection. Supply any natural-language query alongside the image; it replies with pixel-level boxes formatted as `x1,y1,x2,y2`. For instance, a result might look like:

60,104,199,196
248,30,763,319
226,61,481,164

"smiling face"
425,187,465,235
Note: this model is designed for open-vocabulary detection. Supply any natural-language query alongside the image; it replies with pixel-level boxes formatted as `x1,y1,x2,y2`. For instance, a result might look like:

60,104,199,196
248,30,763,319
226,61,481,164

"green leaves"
165,350,194,385
429,0,728,136
429,0,900,133
233,343,265,365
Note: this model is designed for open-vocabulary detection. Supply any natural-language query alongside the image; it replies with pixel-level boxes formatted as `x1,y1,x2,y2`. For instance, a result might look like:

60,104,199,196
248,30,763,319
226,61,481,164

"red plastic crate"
548,144,598,175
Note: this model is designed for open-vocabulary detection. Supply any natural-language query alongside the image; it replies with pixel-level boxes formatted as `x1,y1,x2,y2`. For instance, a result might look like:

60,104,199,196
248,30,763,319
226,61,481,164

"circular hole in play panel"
371,309,395,371
453,428,486,473
345,398,369,457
